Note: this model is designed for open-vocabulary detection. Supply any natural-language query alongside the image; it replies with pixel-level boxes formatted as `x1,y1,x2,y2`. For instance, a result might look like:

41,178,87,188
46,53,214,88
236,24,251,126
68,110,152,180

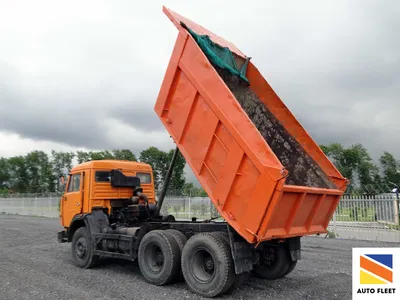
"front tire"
181,232,235,298
71,227,98,269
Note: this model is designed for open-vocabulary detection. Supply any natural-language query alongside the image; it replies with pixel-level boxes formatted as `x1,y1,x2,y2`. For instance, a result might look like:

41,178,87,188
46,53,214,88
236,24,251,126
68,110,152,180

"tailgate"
258,185,343,240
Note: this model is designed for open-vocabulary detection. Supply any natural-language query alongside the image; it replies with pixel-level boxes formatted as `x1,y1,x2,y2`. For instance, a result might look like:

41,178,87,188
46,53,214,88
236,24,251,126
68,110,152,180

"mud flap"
57,230,67,243
287,237,301,261
227,226,253,274
86,208,110,234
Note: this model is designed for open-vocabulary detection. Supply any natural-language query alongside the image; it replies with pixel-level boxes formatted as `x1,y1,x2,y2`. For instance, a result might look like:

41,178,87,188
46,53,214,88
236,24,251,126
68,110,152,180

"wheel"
164,229,187,252
181,232,235,298
71,227,99,269
138,230,181,286
164,229,188,280
226,272,248,294
251,246,292,280
209,231,247,294
283,260,297,276
211,231,230,244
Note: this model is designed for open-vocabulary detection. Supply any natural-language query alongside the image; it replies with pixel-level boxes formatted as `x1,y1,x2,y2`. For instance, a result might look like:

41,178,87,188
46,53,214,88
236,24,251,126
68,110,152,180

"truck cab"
59,160,155,230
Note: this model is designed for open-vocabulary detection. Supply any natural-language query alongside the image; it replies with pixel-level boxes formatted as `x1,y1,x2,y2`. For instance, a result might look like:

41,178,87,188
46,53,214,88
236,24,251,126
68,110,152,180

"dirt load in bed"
214,66,335,189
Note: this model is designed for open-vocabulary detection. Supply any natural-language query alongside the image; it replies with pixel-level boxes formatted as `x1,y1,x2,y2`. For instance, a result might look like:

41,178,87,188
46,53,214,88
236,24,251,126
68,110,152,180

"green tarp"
181,22,250,84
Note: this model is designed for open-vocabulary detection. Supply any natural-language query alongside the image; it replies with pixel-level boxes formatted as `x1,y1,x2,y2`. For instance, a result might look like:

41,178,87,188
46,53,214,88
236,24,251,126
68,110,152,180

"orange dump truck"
57,6,348,298
156,7,348,245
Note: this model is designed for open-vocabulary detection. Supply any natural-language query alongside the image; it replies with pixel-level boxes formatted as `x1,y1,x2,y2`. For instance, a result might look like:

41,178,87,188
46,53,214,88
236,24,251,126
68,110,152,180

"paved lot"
1,214,398,300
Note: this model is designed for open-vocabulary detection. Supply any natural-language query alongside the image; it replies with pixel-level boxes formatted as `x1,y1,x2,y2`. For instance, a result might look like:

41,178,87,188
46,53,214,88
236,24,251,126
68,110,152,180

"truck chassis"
58,211,300,298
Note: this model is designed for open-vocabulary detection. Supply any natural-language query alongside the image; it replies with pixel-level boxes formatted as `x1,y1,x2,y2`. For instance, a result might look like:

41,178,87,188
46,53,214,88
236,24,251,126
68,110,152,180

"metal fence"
0,193,61,218
328,195,400,243
1,193,399,242
0,193,219,220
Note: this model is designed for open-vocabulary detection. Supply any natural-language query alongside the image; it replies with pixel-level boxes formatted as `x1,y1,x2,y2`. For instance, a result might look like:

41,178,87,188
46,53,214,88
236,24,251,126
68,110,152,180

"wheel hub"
155,250,164,266
263,247,276,266
204,256,214,273
144,244,165,274
191,248,216,283
75,237,87,259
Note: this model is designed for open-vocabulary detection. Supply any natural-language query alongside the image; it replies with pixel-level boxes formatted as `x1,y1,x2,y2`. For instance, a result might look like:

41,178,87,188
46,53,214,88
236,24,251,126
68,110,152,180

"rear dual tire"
251,246,297,280
164,229,187,281
138,230,246,297
138,230,181,285
207,231,248,294
181,232,246,298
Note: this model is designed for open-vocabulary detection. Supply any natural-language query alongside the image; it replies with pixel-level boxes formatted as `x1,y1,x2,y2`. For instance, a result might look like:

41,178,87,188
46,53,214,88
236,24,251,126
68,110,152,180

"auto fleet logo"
353,248,399,300
360,254,393,284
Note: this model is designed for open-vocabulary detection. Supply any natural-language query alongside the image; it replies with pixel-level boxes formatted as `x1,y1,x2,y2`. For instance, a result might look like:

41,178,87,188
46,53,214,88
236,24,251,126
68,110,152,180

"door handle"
76,202,80,206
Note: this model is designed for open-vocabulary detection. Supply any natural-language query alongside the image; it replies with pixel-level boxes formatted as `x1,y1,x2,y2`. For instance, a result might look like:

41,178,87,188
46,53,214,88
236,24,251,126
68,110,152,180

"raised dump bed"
155,7,348,244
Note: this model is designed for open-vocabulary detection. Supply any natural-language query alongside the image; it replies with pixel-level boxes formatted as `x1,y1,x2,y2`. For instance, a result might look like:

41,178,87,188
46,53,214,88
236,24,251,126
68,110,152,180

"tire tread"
138,230,181,286
71,227,98,269
181,232,234,298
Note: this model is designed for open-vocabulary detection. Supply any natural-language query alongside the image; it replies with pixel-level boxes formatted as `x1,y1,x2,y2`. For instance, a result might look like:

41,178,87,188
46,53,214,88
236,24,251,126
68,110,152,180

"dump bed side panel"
155,32,286,242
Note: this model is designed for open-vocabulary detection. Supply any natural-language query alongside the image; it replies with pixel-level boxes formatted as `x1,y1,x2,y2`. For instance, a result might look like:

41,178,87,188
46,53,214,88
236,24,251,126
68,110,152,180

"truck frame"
57,6,348,298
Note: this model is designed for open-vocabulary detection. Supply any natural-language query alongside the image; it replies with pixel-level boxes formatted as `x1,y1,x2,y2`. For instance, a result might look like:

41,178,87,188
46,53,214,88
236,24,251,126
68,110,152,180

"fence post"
188,192,191,220
333,209,337,236
397,198,400,227
34,195,37,215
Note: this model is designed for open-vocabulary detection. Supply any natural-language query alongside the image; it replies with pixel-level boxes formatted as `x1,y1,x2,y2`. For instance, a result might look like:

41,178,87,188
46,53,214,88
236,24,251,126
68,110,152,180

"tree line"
0,147,206,196
0,143,399,196
320,143,400,194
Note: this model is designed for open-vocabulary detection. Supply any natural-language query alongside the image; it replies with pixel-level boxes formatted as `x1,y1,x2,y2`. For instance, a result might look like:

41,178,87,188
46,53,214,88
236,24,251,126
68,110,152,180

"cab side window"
95,171,111,182
67,174,81,193
136,172,151,184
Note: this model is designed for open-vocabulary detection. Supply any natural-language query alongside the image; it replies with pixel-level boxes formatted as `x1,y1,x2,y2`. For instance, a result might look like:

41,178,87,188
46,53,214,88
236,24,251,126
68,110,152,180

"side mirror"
58,175,66,193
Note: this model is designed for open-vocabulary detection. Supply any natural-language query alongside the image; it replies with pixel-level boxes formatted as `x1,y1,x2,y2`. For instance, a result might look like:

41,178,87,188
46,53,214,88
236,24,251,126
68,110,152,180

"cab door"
61,172,83,227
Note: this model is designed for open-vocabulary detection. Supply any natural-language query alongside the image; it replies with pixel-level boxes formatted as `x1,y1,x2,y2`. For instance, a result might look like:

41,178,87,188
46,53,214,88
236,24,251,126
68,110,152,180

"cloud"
0,0,399,170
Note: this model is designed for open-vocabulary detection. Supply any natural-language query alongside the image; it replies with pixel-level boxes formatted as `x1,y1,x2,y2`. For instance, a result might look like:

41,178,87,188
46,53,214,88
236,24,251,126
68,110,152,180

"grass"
336,207,383,222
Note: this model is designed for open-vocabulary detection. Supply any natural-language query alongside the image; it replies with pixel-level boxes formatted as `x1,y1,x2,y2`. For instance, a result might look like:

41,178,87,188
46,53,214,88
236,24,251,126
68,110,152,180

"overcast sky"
0,0,399,180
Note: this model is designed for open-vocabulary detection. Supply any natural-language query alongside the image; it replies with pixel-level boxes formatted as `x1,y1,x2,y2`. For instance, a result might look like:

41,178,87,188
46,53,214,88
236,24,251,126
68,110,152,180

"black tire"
164,229,187,280
208,232,236,293
226,272,248,294
164,229,187,252
71,227,99,269
138,230,181,286
211,231,229,244
209,232,247,294
251,246,292,280
283,260,297,276
181,232,235,298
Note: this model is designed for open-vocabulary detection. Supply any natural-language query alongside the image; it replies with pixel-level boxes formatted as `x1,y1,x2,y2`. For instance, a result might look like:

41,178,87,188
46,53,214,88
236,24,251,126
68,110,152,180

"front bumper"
57,230,67,243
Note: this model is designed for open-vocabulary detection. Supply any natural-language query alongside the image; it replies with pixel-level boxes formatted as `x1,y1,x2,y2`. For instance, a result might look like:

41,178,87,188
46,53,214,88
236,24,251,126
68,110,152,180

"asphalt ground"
1,214,398,300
